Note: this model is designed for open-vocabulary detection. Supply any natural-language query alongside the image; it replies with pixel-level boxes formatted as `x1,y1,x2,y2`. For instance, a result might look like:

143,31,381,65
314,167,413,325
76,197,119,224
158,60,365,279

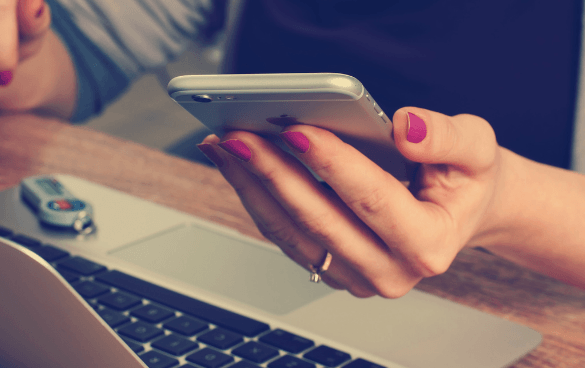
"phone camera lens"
192,94,213,103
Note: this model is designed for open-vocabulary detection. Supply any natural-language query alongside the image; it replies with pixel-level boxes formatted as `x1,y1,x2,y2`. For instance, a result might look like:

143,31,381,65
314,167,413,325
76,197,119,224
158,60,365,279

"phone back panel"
169,73,411,180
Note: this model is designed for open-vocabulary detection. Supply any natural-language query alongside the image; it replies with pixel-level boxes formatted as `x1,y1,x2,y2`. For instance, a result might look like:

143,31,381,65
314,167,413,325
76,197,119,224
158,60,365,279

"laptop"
0,174,541,368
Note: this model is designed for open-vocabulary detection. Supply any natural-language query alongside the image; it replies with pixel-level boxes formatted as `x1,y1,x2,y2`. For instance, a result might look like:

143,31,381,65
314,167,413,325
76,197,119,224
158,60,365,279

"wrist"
467,146,527,249
473,147,585,287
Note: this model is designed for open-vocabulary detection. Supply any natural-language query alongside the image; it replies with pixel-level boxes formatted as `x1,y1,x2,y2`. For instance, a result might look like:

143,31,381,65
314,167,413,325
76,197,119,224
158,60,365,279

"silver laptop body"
0,175,541,368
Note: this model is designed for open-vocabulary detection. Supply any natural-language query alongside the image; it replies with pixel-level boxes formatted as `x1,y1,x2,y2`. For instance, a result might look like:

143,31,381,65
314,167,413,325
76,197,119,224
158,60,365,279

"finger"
17,0,49,38
277,125,459,278
392,107,498,174
215,131,421,298
0,0,19,71
198,135,375,297
17,0,50,61
392,107,501,252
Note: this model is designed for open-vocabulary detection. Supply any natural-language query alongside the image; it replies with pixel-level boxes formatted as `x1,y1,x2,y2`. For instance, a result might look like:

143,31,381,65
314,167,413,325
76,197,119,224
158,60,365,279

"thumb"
392,107,498,173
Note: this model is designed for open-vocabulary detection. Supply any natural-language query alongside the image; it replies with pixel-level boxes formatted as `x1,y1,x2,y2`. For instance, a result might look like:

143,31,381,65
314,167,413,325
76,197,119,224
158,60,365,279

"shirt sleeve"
47,0,226,122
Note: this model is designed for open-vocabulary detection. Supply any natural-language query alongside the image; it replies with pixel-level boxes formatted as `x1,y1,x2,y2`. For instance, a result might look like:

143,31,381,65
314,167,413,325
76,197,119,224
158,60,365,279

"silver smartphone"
168,73,411,180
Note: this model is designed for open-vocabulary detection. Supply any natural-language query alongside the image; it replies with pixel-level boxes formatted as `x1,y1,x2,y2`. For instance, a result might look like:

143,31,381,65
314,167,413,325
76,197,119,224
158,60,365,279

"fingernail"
407,112,427,143
36,3,45,18
218,139,251,162
0,71,13,86
280,131,310,153
197,143,224,168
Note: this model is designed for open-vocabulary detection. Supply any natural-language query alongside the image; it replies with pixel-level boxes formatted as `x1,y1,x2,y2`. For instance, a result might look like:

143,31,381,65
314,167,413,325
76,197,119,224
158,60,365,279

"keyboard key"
131,304,175,323
197,327,243,350
304,346,351,367
164,316,208,336
186,347,234,368
0,225,13,237
179,365,199,368
58,256,106,275
31,245,69,262
10,234,41,247
74,280,110,298
151,334,199,356
86,299,100,310
230,361,262,368
97,270,270,336
268,355,316,368
343,359,386,368
57,268,80,283
98,307,130,328
140,350,179,368
121,337,145,353
98,291,142,311
118,321,164,342
232,341,279,363
260,329,314,354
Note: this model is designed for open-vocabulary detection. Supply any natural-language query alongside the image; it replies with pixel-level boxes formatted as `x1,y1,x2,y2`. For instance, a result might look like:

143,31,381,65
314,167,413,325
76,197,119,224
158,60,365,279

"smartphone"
168,73,412,181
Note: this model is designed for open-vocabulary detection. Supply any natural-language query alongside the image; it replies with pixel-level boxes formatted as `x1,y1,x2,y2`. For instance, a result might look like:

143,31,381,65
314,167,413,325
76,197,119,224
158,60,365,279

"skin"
3,0,585,297
200,108,585,297
0,0,76,118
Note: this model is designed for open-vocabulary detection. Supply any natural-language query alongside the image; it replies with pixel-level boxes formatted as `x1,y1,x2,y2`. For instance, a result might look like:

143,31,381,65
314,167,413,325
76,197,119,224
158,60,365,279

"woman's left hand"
197,106,506,298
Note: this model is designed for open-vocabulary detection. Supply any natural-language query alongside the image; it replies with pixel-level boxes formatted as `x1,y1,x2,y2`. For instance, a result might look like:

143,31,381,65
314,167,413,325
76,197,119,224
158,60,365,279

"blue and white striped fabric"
47,0,225,122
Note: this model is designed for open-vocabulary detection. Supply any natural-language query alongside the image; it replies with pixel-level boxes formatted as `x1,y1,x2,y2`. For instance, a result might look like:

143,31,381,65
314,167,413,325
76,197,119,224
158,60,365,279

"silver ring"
308,251,332,283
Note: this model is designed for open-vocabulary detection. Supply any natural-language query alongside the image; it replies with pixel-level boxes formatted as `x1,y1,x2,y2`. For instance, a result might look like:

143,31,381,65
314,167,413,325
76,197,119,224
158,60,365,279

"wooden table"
1,114,584,367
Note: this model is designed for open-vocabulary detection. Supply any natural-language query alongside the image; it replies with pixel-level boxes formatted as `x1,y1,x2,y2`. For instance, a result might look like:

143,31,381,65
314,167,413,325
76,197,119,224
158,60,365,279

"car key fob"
20,175,96,234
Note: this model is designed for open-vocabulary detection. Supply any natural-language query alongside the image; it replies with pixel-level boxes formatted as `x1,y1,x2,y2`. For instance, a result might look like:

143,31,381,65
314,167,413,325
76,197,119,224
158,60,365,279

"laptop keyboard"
0,226,385,368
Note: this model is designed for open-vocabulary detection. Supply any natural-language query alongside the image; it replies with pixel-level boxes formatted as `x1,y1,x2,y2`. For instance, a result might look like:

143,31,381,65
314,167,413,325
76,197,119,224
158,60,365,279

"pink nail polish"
0,71,13,86
280,131,310,153
407,112,427,143
218,139,251,162
197,143,224,167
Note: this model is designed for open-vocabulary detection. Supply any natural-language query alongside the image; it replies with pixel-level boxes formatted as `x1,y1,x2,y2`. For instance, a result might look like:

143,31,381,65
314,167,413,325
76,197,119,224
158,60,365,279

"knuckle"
256,221,298,249
409,253,451,278
345,185,389,216
377,287,409,299
346,285,377,299
294,211,337,244
434,116,458,162
370,278,411,299
255,163,282,190
229,177,250,197
474,120,498,167
310,156,338,180
405,216,459,278
453,114,498,168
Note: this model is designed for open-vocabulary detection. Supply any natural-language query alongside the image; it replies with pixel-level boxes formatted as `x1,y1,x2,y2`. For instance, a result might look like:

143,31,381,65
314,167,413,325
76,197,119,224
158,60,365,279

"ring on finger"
308,251,333,283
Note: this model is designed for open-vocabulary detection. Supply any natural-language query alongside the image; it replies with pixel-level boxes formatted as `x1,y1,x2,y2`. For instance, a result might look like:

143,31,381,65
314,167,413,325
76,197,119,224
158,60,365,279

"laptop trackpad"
110,223,333,315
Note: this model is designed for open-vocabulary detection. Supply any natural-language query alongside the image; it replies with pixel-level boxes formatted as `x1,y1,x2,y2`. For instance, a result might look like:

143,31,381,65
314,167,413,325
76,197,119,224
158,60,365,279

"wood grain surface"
1,114,584,367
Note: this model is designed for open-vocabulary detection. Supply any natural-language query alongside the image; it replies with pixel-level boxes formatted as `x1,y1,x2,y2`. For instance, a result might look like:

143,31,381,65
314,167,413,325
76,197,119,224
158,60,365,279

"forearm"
0,29,76,119
482,147,585,288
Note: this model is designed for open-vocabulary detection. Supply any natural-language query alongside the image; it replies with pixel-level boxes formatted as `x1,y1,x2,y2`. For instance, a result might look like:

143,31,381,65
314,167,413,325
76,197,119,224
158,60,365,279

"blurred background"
83,41,222,165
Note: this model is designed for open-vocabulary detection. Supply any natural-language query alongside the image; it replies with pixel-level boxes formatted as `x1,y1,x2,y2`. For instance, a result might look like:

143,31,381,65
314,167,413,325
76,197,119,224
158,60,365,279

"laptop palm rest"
0,175,542,368
109,223,333,315
109,224,542,368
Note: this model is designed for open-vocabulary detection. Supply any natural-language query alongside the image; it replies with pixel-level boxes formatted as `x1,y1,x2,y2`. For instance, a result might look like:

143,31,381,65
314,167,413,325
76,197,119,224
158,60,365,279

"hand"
0,0,50,83
0,0,75,118
198,107,505,298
